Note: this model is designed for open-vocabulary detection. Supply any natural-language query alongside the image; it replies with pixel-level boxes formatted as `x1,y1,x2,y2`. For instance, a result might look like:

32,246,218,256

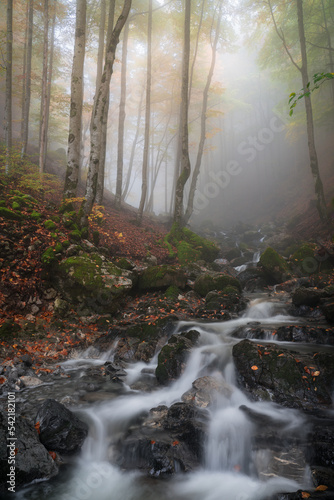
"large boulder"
232,340,334,411
53,252,134,313
275,325,334,345
116,402,208,476
155,330,200,385
259,247,289,284
137,264,187,291
0,409,58,495
193,272,241,297
35,399,88,454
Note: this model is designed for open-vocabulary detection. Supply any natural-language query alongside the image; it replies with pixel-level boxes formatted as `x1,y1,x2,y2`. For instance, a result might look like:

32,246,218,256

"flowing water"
15,296,314,500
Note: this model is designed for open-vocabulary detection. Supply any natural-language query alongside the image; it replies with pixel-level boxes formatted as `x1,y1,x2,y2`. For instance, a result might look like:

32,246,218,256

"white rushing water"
17,297,311,500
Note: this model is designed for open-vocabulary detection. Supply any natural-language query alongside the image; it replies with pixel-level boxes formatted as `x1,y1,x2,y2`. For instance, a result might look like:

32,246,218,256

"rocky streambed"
1,292,334,500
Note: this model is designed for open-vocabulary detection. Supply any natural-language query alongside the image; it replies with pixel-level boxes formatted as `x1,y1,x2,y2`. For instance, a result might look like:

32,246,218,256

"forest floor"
1,178,334,379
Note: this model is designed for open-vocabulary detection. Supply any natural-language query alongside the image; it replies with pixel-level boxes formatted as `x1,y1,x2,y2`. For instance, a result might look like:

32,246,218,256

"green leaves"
289,72,334,115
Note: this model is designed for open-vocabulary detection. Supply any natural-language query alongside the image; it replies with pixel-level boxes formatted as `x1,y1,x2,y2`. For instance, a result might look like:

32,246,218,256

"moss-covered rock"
0,319,21,338
44,220,57,231
0,207,23,221
69,229,81,242
114,257,135,271
41,247,58,266
289,243,317,275
30,210,42,220
12,201,21,211
193,272,241,297
164,225,219,264
0,200,6,207
138,264,187,291
164,285,180,301
259,247,289,284
54,253,134,313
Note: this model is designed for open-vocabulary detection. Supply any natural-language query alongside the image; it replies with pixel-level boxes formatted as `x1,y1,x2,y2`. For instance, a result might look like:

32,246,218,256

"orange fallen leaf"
301,492,310,499
251,365,258,371
150,440,156,445
312,371,320,376
172,440,179,446
35,421,41,434
49,451,57,460
278,353,284,357
316,485,328,491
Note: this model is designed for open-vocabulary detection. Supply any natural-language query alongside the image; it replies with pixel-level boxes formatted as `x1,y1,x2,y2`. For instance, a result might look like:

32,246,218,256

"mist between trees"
1,0,333,228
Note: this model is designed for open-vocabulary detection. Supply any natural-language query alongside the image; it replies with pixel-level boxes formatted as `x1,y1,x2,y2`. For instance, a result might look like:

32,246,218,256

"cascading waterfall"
16,297,312,500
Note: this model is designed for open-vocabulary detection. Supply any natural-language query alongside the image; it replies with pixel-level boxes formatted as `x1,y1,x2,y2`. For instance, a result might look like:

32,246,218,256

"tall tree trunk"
173,0,191,227
39,0,49,174
321,0,334,103
43,0,56,167
122,84,144,202
137,0,152,224
5,0,13,174
63,0,86,199
184,2,222,225
297,0,328,221
20,0,28,145
115,19,129,209
81,0,132,227
21,0,33,158
96,0,116,205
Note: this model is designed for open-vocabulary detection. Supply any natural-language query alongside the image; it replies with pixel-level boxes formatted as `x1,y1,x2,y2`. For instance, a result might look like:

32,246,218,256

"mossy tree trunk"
173,0,191,228
137,0,152,225
115,19,129,209
81,0,132,227
63,0,86,199
184,2,222,225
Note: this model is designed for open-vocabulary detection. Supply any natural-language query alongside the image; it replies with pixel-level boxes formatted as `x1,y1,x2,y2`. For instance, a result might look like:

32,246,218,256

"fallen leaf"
34,421,40,434
172,440,179,446
301,492,310,499
316,485,328,491
312,371,320,376
251,365,258,371
49,451,57,460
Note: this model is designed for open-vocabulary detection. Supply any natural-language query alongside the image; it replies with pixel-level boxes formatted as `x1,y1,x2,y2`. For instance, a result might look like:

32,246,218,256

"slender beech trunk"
21,0,33,158
297,0,328,221
81,0,132,227
63,0,86,199
173,0,191,227
43,0,56,167
21,0,28,144
122,84,144,201
115,19,129,209
184,3,222,225
321,0,334,103
5,0,13,173
137,0,152,224
39,0,49,174
96,0,116,205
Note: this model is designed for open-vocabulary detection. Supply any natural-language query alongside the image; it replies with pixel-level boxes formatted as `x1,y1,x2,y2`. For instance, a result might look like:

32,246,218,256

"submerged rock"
35,399,88,454
155,330,200,385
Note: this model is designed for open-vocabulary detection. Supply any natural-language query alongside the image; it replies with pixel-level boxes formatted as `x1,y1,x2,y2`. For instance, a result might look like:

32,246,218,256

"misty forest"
1,1,334,500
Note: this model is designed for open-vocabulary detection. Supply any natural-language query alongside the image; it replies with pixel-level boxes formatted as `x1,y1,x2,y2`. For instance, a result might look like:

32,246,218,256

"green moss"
30,210,42,220
164,285,180,300
259,247,288,278
114,257,134,270
0,200,6,207
176,241,201,264
92,230,100,247
41,247,57,266
289,243,316,272
62,240,70,249
164,225,219,263
0,319,21,338
59,201,75,214
138,265,186,291
51,215,60,223
81,227,88,239
55,243,63,253
194,273,242,297
0,207,23,221
70,229,82,242
44,219,57,230
12,201,21,211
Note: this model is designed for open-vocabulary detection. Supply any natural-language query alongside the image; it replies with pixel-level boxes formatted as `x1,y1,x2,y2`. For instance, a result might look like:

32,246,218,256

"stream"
11,293,323,500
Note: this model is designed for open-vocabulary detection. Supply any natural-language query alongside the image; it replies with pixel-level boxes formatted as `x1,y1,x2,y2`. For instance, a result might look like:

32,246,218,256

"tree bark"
39,0,49,174
173,0,191,227
184,2,222,225
96,0,116,205
81,0,132,227
5,0,13,173
297,0,328,221
21,0,33,158
63,0,86,199
115,19,129,209
137,0,152,224
43,0,57,167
